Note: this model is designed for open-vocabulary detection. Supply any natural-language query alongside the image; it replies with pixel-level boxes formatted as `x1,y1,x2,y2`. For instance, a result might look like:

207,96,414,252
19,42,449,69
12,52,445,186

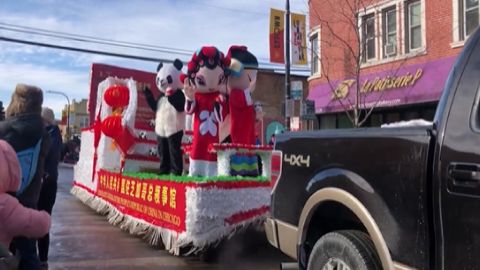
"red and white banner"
96,170,187,232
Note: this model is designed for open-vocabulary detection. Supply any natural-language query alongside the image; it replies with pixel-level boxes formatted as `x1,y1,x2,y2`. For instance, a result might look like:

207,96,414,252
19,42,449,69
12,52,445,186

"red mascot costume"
183,46,229,177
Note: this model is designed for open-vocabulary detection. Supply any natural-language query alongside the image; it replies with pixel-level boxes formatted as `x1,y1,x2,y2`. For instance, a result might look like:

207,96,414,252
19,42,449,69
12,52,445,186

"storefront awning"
307,56,456,114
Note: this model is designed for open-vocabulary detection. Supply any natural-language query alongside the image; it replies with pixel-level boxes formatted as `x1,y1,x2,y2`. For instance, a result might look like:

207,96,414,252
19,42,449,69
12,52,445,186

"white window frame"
308,26,321,80
452,0,479,47
362,13,377,62
354,0,426,67
406,0,424,52
464,0,480,38
382,6,398,58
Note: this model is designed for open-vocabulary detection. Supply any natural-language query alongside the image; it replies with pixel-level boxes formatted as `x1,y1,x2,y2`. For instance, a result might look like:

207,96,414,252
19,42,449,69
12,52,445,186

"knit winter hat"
0,140,21,193
42,107,56,125
6,84,43,118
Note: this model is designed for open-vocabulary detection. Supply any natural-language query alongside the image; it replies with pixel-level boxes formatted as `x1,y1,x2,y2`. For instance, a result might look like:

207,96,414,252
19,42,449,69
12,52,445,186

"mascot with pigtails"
182,46,229,177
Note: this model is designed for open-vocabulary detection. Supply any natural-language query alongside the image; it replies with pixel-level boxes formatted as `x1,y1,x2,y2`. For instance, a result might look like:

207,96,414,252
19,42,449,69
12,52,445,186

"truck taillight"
270,150,282,192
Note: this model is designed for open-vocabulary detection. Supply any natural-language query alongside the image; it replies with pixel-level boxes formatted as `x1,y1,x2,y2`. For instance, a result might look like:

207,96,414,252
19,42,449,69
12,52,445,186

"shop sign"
307,56,456,114
333,69,424,100
300,100,316,120
291,81,303,100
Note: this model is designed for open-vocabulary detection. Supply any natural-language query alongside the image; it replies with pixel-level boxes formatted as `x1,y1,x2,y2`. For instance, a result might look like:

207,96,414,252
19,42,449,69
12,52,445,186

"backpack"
16,139,42,195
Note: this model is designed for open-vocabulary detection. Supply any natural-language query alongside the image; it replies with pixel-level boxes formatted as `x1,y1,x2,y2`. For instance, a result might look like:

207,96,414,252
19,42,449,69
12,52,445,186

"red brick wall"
308,0,463,90
254,72,308,117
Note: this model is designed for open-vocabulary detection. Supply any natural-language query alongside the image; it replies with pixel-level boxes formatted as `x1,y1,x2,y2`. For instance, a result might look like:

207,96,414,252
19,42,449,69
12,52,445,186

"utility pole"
285,0,291,131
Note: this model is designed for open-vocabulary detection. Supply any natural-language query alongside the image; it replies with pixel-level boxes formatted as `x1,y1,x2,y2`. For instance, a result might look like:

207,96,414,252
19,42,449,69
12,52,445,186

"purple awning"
307,56,456,114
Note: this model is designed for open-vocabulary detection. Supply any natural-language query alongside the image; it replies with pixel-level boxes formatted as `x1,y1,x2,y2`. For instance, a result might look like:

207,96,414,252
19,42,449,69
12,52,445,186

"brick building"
307,0,473,128
61,98,89,140
253,69,309,144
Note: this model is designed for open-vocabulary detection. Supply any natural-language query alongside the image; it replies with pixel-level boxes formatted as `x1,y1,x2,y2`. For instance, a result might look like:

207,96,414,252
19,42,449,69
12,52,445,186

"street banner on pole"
291,13,307,65
269,8,285,64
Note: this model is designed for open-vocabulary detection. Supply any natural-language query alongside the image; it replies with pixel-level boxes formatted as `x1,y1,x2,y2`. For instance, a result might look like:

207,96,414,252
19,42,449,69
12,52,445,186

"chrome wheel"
322,258,351,270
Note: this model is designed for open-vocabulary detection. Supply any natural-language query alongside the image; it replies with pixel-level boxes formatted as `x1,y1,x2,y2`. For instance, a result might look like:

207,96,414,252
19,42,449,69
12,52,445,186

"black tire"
307,230,382,270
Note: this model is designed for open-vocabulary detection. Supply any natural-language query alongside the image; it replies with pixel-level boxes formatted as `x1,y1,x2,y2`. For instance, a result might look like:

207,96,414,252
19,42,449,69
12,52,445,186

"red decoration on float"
101,115,123,138
95,170,187,232
182,144,192,155
115,127,135,156
104,85,130,108
101,115,135,155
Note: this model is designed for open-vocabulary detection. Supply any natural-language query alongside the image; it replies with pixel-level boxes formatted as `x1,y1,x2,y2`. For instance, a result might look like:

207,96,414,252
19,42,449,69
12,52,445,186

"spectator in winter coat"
0,84,51,270
37,107,62,268
0,140,51,247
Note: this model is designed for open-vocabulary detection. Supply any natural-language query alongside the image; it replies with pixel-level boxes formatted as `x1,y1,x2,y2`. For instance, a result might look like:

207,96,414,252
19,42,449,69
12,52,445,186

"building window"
406,1,423,52
383,6,397,57
462,0,479,39
453,0,479,43
79,117,89,128
362,13,376,62
310,30,320,75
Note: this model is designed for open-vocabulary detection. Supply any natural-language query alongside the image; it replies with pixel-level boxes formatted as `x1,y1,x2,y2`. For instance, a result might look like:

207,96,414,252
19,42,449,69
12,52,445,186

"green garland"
122,171,269,183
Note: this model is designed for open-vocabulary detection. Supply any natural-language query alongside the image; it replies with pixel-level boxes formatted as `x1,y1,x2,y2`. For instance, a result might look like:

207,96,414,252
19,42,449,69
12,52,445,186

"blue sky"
0,0,309,118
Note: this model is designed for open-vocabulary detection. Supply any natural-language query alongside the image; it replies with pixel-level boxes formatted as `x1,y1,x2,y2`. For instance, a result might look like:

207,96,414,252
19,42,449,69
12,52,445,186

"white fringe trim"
70,185,267,256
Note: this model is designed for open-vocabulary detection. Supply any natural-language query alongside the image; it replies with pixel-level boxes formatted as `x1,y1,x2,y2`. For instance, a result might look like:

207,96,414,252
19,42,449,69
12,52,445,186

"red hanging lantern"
104,85,129,108
101,115,123,138
100,115,135,155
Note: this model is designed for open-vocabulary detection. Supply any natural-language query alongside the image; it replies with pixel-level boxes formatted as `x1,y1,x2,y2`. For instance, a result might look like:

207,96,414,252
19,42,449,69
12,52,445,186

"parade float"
71,61,277,255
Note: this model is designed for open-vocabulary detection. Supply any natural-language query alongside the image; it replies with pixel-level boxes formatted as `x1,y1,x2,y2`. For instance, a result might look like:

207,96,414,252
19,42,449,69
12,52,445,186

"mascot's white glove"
183,78,195,101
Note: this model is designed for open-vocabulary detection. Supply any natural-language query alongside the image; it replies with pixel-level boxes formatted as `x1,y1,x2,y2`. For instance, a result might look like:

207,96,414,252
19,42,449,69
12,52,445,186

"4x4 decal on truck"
284,154,310,167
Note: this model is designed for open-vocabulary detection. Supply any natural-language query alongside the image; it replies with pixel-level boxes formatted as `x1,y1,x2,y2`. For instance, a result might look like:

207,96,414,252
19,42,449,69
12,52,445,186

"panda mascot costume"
143,59,186,175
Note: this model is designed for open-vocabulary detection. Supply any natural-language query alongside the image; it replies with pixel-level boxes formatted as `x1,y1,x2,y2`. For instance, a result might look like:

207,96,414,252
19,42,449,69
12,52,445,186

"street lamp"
46,90,70,140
